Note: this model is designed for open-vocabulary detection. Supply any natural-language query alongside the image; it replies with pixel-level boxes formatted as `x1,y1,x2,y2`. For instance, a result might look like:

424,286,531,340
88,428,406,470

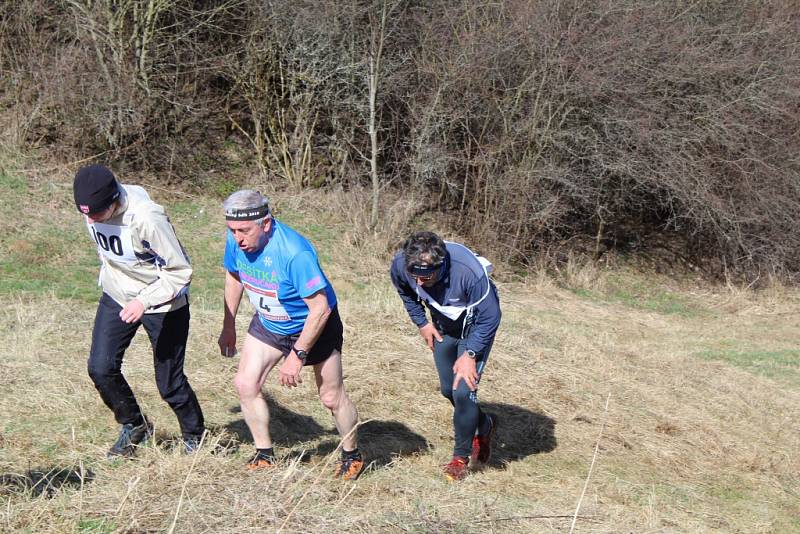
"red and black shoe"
443,456,470,481
471,414,497,464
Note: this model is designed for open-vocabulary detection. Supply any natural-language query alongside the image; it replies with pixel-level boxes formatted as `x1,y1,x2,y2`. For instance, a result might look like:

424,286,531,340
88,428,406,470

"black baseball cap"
73,164,121,214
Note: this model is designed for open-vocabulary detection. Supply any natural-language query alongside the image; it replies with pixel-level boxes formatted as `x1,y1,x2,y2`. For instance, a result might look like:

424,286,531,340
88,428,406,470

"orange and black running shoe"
334,452,364,481
246,450,276,471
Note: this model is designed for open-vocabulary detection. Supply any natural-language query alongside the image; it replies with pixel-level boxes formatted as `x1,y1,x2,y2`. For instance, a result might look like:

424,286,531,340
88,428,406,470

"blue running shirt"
223,219,337,335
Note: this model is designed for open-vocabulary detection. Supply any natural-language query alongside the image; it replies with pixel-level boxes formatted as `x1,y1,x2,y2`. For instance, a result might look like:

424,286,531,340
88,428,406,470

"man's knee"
439,385,455,401
234,373,262,400
319,387,343,411
87,358,116,386
155,375,188,402
451,385,475,405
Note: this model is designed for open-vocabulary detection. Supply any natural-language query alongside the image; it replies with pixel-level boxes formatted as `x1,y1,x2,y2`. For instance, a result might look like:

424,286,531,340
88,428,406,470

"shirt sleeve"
222,231,239,273
389,254,429,328
463,276,501,356
287,250,328,298
130,209,193,309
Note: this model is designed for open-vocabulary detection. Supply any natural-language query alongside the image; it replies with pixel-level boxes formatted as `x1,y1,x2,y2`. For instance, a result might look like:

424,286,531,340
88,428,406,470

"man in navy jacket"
390,231,501,481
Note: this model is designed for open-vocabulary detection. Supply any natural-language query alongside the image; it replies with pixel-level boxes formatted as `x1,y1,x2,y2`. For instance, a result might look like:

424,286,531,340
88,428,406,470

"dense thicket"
2,1,798,278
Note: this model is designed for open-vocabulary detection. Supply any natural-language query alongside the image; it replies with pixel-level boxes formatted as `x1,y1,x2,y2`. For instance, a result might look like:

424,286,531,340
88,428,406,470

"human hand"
218,327,237,358
453,353,479,391
279,353,304,387
418,323,443,351
119,299,145,323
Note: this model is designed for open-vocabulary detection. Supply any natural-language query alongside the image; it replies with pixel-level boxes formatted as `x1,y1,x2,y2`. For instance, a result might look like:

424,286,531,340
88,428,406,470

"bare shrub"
224,3,360,188
1,0,798,277
1,1,247,172
220,0,415,200
404,0,800,278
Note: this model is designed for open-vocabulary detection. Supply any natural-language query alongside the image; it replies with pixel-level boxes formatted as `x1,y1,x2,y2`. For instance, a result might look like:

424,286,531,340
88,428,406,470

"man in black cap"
73,164,205,457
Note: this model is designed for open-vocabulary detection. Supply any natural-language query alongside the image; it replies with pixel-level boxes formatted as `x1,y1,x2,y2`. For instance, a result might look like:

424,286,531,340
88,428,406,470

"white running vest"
414,242,493,333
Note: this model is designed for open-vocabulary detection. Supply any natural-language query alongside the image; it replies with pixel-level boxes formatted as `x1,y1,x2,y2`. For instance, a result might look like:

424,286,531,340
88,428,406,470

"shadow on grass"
0,466,95,497
313,420,430,468
221,395,335,450
481,402,557,466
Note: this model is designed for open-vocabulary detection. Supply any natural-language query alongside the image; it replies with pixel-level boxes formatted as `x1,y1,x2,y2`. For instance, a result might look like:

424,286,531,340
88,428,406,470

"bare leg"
314,350,358,451
234,334,283,449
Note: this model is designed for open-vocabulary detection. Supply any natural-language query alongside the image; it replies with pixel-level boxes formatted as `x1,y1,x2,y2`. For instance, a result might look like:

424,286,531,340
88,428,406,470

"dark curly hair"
402,231,447,268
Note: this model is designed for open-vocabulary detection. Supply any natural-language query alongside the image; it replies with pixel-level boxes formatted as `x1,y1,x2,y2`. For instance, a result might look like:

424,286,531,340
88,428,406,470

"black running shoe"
182,432,205,454
107,417,154,458
471,414,498,464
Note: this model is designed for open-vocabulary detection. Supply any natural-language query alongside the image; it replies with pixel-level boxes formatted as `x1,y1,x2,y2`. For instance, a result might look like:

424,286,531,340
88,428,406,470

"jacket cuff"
135,294,152,310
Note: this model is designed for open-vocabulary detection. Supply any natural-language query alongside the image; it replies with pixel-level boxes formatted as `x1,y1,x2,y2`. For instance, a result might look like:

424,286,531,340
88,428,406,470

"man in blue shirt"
390,231,501,481
217,190,363,480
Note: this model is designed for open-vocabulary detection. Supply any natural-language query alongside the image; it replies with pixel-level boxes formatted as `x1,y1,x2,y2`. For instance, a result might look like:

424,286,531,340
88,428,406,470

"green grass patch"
0,169,26,191
651,483,693,505
167,199,227,301
697,348,800,383
275,212,337,265
0,167,31,226
0,216,101,302
212,177,241,199
78,518,116,534
707,483,748,503
0,167,102,301
567,275,705,316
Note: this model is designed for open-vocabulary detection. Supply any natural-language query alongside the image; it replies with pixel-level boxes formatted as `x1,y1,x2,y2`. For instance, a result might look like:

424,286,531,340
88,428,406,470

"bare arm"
218,270,244,357
293,289,331,353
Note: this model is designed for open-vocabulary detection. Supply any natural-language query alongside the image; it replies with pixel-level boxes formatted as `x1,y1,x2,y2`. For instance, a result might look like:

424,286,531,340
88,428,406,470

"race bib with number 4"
244,282,291,322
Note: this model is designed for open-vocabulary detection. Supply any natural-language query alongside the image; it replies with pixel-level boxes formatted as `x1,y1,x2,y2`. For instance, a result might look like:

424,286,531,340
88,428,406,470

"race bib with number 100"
87,221,138,263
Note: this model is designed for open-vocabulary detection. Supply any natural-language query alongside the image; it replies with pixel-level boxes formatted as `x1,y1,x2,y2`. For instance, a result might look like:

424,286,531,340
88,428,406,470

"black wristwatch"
466,349,478,360
294,348,309,363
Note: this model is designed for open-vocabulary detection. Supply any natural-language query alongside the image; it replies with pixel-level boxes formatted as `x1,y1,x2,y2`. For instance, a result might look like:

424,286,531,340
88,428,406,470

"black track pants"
87,293,205,437
432,334,493,458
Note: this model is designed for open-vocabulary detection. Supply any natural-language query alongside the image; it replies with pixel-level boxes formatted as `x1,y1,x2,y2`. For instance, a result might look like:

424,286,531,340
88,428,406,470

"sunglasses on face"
408,262,444,282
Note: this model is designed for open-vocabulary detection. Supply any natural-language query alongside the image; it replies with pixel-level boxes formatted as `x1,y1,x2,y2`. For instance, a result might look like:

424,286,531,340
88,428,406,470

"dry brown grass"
1,183,799,532
2,276,799,531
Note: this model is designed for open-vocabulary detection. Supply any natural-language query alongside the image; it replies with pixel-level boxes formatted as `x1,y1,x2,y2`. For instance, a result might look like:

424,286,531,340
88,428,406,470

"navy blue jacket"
390,242,501,356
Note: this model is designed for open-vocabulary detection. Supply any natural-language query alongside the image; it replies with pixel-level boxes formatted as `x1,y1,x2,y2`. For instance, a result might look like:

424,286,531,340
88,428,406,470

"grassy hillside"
1,167,799,533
